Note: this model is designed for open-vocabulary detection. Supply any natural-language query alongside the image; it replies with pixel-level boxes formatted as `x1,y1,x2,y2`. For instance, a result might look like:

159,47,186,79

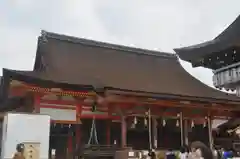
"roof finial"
40,30,48,43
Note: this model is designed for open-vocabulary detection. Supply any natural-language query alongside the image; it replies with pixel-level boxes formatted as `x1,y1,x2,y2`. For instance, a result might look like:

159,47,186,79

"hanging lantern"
203,117,207,127
144,117,148,126
114,140,117,145
176,120,179,127
203,121,206,127
191,120,195,128
163,119,166,127
69,124,71,128
134,116,137,124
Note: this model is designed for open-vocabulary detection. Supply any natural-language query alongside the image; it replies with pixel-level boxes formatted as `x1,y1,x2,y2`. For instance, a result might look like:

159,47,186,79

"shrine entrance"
157,118,181,150
126,117,150,149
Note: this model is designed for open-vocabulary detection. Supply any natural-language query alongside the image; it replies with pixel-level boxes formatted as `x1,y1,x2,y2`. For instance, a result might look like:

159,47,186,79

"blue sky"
1,0,240,89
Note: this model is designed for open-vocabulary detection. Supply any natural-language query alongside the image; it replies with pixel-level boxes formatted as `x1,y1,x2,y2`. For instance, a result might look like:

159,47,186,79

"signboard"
39,103,77,122
40,107,76,122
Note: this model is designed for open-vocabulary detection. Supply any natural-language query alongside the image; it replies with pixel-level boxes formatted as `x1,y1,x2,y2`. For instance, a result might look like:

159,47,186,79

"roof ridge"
39,30,177,60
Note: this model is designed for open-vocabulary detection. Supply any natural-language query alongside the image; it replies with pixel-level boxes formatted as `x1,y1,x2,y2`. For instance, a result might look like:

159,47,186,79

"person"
179,146,188,159
190,141,213,159
188,147,203,159
223,148,233,159
166,149,176,159
12,143,25,159
212,146,220,159
148,149,156,159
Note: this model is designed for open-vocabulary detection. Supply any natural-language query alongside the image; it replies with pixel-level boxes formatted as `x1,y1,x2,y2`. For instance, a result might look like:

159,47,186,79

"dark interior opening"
110,122,121,146
126,117,150,150
157,118,181,150
189,124,209,146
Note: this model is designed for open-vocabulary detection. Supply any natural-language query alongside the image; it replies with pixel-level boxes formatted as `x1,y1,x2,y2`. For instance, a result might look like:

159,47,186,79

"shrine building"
0,30,240,157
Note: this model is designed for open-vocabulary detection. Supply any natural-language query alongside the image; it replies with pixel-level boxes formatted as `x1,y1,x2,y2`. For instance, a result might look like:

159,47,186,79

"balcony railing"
213,62,240,89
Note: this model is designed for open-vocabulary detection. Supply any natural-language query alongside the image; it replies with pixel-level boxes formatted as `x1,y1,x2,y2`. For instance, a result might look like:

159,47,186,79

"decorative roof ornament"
40,30,48,43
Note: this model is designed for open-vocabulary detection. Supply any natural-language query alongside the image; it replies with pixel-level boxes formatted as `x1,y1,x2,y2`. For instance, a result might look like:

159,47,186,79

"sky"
0,0,240,89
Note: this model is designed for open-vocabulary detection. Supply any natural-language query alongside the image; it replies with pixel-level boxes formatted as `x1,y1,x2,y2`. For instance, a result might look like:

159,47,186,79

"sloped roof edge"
3,68,240,103
174,14,240,62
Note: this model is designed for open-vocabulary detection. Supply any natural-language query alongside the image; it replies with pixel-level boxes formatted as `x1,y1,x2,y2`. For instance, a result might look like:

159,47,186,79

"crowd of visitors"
147,141,240,159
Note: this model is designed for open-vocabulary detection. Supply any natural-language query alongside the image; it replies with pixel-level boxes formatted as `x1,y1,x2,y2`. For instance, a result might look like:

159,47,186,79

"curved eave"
3,69,240,104
174,15,240,63
3,68,93,92
174,39,234,63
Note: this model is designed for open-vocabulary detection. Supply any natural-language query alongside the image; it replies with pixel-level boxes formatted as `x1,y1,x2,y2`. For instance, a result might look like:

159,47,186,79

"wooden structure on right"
174,14,240,149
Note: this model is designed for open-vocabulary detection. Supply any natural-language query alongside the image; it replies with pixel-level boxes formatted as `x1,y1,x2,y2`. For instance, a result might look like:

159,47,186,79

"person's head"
191,147,196,152
180,147,185,153
16,143,25,153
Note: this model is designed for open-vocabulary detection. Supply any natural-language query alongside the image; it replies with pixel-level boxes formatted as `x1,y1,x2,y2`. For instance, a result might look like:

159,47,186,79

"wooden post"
75,124,81,155
67,127,73,158
121,116,127,148
76,104,82,153
106,120,111,145
34,94,41,113
184,119,189,146
148,109,152,150
152,117,158,148
208,116,213,150
180,112,184,146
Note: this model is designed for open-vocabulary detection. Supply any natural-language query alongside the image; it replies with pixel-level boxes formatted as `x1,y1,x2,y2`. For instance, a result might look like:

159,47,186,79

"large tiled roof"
2,31,239,102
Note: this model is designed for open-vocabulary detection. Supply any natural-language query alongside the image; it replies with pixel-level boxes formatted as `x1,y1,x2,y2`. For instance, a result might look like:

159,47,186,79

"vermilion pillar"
76,124,81,147
34,94,41,113
184,119,189,146
76,104,82,151
67,129,73,154
121,116,127,148
106,120,111,145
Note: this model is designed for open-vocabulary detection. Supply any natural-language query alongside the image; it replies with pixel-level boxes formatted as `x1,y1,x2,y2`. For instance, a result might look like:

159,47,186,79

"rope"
87,117,99,145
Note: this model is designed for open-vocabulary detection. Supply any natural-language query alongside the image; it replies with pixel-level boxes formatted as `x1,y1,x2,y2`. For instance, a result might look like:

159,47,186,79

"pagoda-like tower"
175,15,240,96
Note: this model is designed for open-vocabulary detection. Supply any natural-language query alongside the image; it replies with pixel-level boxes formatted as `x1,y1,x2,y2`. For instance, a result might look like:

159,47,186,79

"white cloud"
1,0,240,90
